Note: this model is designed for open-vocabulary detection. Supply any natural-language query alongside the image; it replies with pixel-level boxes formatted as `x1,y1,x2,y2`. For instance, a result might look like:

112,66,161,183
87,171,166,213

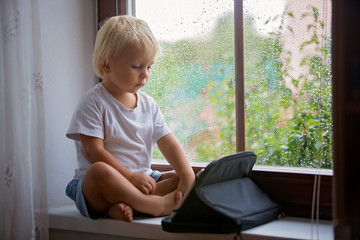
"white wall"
39,0,97,207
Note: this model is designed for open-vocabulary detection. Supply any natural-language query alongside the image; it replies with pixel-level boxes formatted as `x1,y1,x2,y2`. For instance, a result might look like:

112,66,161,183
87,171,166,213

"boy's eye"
132,65,152,70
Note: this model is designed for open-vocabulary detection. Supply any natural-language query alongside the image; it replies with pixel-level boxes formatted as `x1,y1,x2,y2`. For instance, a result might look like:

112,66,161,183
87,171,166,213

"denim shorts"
65,170,163,219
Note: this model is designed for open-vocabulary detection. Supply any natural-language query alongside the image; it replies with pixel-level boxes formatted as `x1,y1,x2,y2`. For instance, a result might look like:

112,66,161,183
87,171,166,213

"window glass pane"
244,0,333,169
136,0,235,162
135,0,333,169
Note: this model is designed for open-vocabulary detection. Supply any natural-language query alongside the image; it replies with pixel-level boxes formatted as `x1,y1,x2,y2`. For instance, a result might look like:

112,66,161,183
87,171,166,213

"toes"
120,204,133,221
117,203,125,212
108,203,133,222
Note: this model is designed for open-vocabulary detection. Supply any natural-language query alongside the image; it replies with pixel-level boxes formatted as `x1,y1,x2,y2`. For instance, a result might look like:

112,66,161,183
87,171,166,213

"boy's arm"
79,134,156,194
157,133,195,200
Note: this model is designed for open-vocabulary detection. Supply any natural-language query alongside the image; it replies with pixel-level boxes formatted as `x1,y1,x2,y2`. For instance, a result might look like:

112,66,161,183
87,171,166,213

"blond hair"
92,15,160,79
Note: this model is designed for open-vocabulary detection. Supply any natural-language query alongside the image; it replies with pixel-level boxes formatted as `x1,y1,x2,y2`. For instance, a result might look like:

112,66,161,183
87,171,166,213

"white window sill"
49,205,334,240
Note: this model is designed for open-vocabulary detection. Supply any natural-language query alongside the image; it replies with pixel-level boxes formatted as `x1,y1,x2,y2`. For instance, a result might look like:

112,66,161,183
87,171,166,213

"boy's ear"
101,62,111,73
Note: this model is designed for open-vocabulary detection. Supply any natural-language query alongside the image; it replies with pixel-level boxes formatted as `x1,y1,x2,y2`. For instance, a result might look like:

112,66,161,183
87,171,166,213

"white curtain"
0,0,48,239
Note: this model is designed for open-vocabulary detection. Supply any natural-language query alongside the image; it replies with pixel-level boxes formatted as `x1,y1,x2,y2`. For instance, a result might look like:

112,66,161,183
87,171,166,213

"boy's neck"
101,81,138,109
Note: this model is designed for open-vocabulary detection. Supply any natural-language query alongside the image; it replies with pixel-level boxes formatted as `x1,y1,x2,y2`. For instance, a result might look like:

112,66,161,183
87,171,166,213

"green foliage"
147,7,332,169
196,76,237,161
243,6,332,168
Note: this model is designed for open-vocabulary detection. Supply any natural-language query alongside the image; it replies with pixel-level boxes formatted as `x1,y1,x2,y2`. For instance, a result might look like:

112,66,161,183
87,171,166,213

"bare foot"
108,203,133,222
159,191,178,216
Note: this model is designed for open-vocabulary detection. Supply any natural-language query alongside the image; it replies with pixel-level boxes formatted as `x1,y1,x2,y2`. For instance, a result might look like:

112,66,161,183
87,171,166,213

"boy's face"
102,45,155,94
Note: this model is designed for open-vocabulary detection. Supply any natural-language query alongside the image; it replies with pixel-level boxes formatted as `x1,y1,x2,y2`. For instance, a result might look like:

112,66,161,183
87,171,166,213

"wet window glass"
136,0,332,169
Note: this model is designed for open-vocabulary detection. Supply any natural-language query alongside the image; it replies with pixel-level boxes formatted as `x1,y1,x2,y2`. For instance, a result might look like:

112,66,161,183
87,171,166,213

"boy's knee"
87,161,115,178
159,170,177,180
159,171,180,185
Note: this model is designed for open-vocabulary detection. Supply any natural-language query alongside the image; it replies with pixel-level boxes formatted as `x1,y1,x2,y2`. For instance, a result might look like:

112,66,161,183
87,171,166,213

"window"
242,1,332,169
136,0,236,162
97,0,333,220
135,0,333,170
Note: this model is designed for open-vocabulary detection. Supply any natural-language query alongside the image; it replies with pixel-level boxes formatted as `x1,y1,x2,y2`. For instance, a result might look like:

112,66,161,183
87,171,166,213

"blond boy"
66,15,195,221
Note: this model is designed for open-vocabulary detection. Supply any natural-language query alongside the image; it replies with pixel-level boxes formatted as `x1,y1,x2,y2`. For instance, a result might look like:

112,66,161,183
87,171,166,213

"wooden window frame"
97,0,127,24
96,0,358,229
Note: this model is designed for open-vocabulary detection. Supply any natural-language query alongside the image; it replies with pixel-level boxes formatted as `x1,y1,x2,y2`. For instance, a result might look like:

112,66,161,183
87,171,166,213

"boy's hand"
130,173,157,194
176,174,195,203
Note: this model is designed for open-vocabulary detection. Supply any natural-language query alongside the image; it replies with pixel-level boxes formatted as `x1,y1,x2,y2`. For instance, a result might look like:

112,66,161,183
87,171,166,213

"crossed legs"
81,162,180,221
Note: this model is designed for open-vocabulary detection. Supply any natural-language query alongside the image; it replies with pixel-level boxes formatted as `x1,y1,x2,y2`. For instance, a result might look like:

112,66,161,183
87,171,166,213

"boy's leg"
154,171,180,196
81,162,177,218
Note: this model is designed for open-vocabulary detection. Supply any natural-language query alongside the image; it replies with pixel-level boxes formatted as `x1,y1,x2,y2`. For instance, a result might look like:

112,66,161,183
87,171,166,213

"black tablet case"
161,151,280,234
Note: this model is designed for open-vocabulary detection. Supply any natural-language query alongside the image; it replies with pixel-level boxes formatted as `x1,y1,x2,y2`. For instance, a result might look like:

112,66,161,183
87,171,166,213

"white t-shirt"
66,83,171,179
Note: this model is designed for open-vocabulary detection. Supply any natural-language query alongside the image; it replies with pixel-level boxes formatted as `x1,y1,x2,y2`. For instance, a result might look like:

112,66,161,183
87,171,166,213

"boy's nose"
141,69,150,78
